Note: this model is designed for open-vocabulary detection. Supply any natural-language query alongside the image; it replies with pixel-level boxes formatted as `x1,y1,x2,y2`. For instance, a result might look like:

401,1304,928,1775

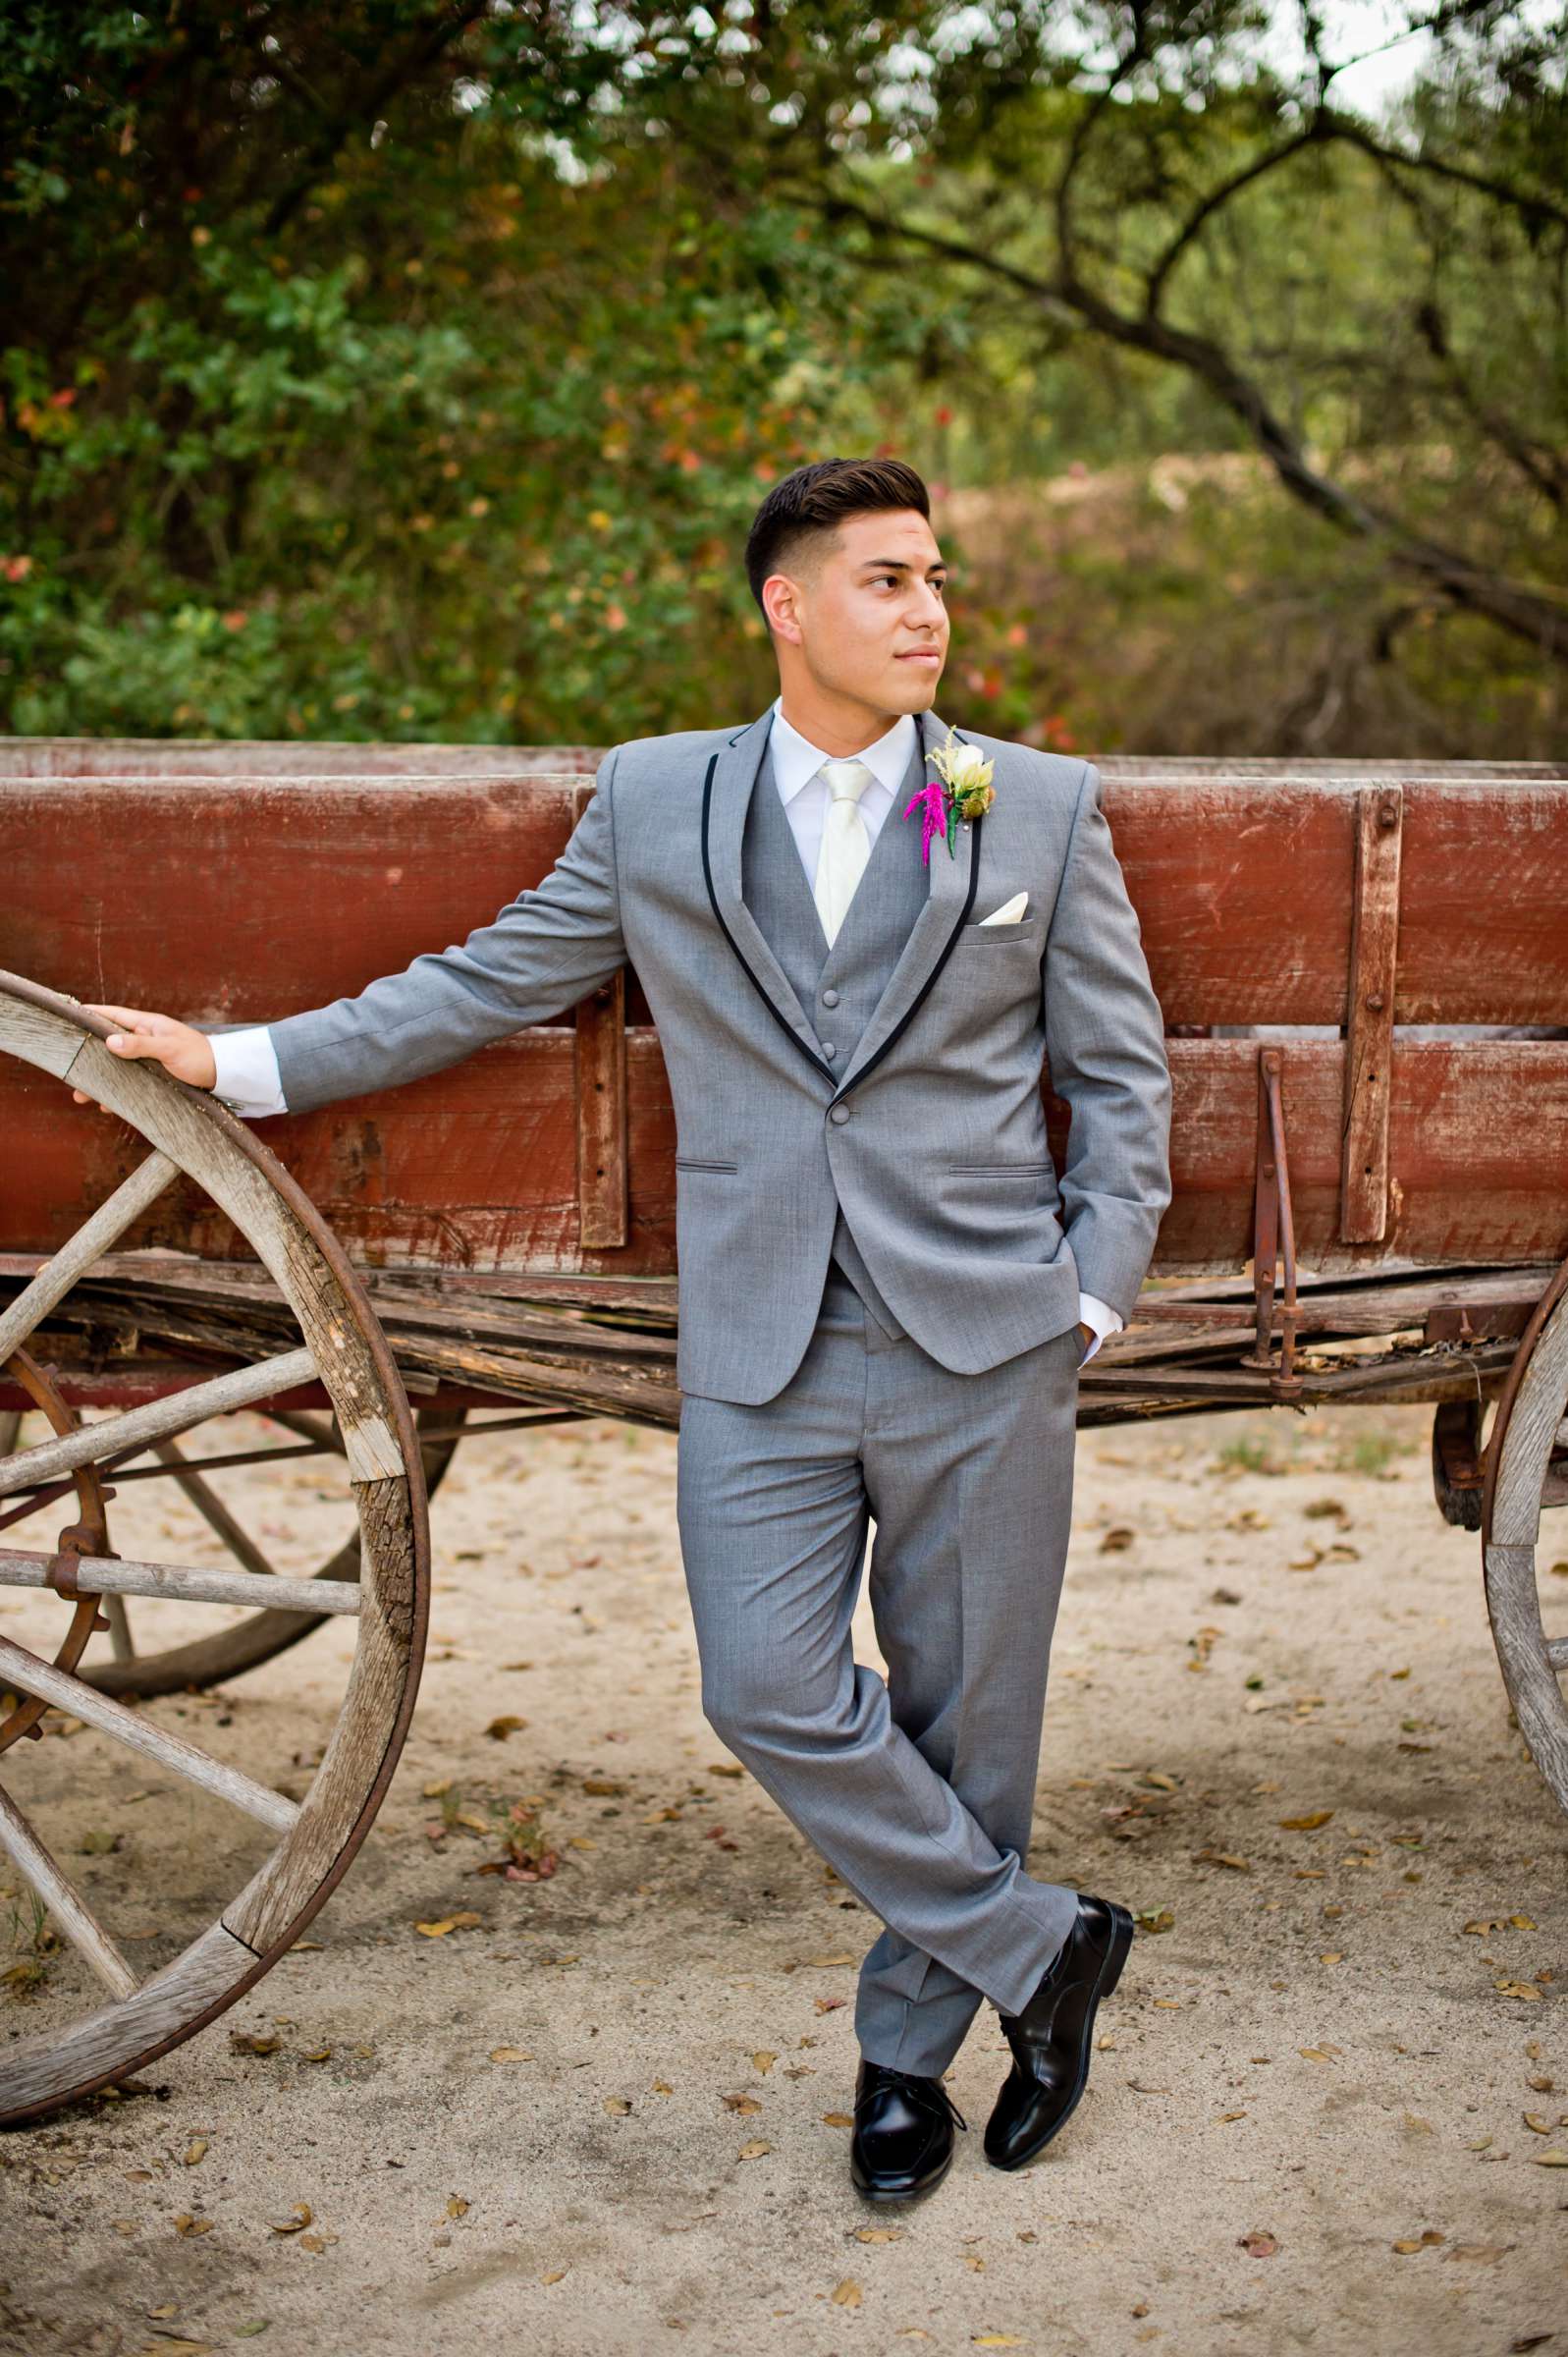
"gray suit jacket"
266,704,1172,1403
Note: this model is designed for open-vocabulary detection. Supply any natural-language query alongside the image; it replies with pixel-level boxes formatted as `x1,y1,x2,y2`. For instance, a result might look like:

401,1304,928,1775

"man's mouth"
897,649,943,663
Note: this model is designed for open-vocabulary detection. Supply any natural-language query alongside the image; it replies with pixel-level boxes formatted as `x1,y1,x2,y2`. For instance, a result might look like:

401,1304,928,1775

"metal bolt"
1366,992,1384,1012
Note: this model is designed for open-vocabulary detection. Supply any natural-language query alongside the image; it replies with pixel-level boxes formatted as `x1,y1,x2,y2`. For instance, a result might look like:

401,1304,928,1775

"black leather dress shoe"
849,2057,968,2203
984,1891,1134,2171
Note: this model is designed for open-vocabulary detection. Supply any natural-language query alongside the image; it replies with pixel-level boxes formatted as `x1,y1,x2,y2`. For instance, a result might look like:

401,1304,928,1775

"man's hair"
744,456,931,618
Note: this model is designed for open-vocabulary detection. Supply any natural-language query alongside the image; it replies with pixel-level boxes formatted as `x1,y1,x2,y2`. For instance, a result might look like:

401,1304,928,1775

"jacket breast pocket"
956,914,1046,949
675,1156,739,1174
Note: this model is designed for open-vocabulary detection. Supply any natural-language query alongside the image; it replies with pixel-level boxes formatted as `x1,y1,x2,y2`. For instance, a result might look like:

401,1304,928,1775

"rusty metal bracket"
1239,1047,1302,1398
45,1521,113,1631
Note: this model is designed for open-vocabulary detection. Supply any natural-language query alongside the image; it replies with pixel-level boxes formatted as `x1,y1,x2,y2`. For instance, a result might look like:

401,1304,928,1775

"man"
78,456,1172,2204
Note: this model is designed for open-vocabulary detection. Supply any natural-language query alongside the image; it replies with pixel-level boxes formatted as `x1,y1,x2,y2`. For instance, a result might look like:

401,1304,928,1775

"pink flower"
902,777,949,866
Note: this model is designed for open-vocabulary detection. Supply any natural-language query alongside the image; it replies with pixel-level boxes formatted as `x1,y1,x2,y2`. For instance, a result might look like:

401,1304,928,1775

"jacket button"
829,1104,850,1124
821,987,839,1007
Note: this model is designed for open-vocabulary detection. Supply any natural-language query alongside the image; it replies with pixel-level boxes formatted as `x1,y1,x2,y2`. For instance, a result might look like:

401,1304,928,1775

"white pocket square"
977,891,1029,926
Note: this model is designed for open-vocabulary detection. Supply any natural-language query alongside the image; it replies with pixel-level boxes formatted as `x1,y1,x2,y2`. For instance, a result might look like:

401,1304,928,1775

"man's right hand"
71,1005,217,1111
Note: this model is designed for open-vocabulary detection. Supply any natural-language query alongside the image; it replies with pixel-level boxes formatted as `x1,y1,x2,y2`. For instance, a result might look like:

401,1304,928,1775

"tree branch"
809,182,1568,665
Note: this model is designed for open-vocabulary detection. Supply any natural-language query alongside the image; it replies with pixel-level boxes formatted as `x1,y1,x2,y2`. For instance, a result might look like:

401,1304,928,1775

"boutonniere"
902,726,996,865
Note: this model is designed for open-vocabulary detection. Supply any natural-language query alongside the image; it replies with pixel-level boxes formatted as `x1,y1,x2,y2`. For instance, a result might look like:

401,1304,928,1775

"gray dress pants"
676,1258,1084,2078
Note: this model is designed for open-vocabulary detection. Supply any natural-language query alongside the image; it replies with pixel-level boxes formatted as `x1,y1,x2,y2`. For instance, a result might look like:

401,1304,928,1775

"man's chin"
889,661,945,709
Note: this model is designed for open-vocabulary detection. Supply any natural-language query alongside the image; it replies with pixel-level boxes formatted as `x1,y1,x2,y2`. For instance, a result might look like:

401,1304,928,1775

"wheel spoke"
153,1436,282,1584
0,1150,180,1364
0,1548,361,1617
0,1346,316,1499
0,1632,299,1832
0,1779,138,2001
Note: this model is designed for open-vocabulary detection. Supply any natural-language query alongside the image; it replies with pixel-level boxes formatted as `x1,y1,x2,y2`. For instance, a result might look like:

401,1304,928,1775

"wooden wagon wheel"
1482,1258,1568,1817
70,1401,465,1702
0,971,429,2126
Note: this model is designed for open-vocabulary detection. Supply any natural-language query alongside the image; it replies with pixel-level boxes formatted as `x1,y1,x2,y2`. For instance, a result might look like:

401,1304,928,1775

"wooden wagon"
1,737,1565,2128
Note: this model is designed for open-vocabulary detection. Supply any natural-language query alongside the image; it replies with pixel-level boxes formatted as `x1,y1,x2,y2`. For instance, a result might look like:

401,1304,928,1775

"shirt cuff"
1076,1290,1123,1364
208,1026,288,1119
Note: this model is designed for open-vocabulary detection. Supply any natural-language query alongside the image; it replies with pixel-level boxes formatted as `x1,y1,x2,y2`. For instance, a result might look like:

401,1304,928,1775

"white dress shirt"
208,695,1122,1359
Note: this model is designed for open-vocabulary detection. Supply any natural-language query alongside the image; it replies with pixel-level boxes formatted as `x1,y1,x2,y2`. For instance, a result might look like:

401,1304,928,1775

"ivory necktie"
813,759,874,948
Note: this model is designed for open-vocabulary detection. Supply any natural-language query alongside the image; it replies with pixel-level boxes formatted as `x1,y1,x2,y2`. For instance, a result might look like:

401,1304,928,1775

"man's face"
767,507,950,711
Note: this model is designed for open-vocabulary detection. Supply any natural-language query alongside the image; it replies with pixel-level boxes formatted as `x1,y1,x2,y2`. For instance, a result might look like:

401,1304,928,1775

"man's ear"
762,573,804,646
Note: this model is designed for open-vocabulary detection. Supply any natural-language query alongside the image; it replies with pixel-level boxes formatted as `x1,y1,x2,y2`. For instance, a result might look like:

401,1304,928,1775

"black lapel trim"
702,740,838,1089
828,713,982,1107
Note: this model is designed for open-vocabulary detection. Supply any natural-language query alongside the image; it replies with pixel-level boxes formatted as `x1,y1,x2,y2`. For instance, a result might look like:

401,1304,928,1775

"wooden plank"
1151,1038,1568,1274
1099,776,1568,1023
3,1033,1566,1280
0,742,605,777
1339,786,1403,1242
574,971,629,1248
5,771,1565,1045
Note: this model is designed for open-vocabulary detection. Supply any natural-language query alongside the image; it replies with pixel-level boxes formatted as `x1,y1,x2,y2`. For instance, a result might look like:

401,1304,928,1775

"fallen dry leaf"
414,1911,482,1939
173,2215,213,2237
270,2203,312,2235
1237,2230,1278,2258
722,2093,762,2115
737,2140,771,2160
1531,2149,1568,2166
447,2196,469,2220
604,2097,632,2116
822,2111,854,2128
856,2226,904,2242
1279,1811,1334,1831
831,2278,863,2308
752,2051,777,2073
486,1716,527,1741
489,2047,534,2064
183,2138,209,2167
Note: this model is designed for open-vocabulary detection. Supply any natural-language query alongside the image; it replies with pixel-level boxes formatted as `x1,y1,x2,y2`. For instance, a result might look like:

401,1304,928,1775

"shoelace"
856,2065,969,2134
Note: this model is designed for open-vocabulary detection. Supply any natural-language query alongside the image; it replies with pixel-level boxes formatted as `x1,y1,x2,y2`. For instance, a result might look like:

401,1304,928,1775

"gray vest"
741,740,930,1339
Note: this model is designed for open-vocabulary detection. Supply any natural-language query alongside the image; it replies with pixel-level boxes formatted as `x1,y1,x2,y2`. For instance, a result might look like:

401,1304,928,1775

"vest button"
829,1104,850,1124
821,987,839,1007
821,1041,837,1059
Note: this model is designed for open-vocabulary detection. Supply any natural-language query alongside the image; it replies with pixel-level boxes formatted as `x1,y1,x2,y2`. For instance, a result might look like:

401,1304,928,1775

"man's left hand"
1076,1320,1095,1364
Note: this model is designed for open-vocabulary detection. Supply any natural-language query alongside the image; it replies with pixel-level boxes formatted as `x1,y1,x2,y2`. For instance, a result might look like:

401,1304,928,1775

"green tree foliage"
3,4,1563,752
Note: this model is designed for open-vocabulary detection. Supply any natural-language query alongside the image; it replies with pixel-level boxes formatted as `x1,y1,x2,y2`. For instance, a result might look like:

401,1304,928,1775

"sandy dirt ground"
2,1389,1565,2357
